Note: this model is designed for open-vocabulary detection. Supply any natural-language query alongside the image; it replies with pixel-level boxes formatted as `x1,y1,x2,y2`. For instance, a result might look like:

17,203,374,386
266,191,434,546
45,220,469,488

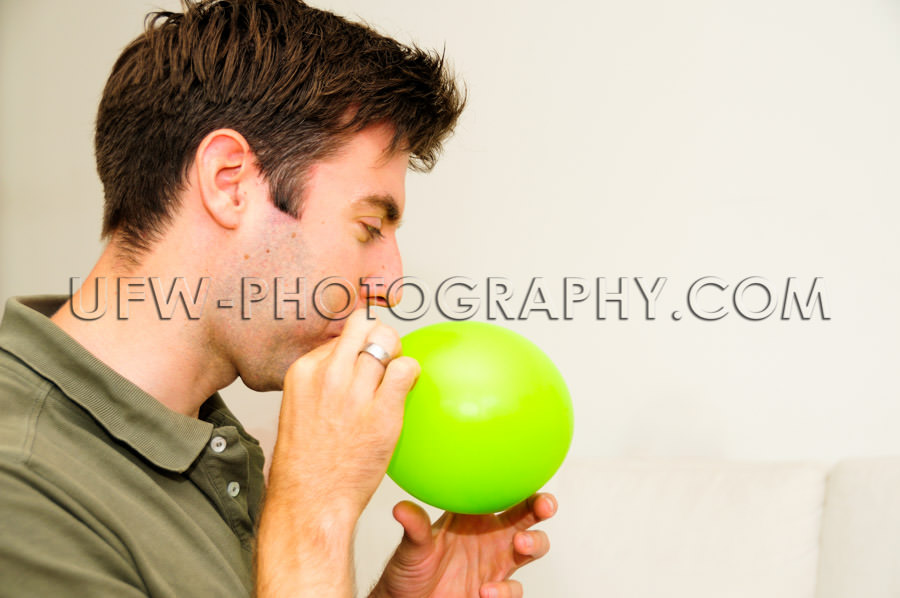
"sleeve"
0,459,150,598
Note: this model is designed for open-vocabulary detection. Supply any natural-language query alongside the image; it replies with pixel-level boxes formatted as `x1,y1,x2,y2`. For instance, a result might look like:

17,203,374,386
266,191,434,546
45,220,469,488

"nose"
361,237,404,308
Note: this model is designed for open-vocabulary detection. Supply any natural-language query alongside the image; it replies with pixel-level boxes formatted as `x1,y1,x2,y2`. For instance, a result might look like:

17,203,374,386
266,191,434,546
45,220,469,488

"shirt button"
210,436,227,453
227,481,241,498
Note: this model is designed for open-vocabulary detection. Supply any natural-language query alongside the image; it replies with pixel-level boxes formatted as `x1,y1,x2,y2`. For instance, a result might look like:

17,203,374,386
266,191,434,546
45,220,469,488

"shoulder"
0,348,123,487
0,348,54,463
0,355,142,568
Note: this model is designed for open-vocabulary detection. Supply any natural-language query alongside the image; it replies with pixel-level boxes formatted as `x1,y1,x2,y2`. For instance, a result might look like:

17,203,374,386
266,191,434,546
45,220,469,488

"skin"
52,123,556,597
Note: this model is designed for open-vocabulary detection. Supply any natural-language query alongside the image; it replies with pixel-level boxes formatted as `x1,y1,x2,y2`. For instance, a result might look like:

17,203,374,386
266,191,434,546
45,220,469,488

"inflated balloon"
387,321,573,514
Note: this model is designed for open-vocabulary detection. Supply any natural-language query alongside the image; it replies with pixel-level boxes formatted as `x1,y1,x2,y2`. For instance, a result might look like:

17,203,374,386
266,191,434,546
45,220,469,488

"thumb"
392,500,433,550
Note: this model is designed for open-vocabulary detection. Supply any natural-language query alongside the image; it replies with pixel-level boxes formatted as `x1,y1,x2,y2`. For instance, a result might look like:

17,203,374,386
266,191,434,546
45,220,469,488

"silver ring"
359,342,392,367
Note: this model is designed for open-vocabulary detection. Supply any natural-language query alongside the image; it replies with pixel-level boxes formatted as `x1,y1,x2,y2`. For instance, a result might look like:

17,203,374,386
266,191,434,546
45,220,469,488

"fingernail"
486,590,498,598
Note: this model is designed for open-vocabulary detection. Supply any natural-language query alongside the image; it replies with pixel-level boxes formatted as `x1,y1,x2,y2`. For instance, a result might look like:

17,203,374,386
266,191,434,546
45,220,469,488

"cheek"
315,280,358,316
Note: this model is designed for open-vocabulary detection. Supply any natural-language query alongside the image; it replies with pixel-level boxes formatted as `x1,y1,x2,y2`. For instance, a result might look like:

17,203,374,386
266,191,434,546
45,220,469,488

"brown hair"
96,0,465,258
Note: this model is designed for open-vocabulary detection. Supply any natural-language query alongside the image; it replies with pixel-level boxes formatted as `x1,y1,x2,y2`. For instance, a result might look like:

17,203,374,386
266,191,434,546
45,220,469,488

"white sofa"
353,456,900,597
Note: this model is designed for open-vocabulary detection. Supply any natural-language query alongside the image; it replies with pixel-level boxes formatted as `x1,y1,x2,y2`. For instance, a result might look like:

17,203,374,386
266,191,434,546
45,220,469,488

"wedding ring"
358,342,392,367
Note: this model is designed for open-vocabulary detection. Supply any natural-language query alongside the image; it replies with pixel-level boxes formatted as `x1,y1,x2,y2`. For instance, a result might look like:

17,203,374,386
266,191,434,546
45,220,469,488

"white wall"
2,0,900,592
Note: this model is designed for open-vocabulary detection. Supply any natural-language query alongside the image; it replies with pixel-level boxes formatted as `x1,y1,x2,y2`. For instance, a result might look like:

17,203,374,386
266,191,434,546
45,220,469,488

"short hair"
96,0,465,259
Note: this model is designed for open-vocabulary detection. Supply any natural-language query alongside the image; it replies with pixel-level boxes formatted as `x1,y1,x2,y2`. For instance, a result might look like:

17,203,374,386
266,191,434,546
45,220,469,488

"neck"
51,242,238,418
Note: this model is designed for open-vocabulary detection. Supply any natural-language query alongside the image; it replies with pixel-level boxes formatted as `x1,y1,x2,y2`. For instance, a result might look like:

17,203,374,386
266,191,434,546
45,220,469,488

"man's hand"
370,493,557,598
269,310,418,515
256,309,419,597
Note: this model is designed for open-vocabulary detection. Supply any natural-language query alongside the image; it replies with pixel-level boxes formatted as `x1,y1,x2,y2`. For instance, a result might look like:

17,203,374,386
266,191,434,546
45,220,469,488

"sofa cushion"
815,457,900,598
516,457,827,598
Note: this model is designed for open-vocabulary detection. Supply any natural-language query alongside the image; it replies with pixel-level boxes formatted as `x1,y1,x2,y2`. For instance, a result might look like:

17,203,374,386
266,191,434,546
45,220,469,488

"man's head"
96,0,465,260
91,0,465,391
192,121,413,391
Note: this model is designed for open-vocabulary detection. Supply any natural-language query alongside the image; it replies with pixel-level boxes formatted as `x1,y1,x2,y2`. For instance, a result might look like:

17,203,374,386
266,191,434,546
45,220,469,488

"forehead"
300,123,410,215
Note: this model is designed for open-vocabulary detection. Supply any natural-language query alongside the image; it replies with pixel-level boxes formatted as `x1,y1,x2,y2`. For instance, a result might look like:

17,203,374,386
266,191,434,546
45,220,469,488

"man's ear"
194,129,256,230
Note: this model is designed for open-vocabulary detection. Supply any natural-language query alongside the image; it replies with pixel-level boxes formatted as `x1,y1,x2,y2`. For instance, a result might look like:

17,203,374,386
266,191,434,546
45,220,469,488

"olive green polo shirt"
0,296,266,597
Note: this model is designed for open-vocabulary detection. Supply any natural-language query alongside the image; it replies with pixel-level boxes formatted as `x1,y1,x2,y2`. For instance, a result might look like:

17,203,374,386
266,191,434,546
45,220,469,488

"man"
0,1,556,597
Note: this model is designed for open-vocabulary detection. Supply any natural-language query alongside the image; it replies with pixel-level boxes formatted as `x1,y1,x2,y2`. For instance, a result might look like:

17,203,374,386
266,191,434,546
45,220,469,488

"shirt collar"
0,295,220,473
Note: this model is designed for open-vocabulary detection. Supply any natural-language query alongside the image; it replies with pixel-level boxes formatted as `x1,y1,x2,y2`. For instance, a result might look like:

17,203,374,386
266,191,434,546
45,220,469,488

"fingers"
330,309,380,368
514,529,550,560
351,321,402,393
392,500,434,549
328,309,410,409
480,579,523,598
501,492,558,531
372,356,418,421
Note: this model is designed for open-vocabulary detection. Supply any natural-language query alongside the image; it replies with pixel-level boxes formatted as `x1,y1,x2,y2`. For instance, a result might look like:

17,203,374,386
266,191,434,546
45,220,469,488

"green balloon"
388,321,574,514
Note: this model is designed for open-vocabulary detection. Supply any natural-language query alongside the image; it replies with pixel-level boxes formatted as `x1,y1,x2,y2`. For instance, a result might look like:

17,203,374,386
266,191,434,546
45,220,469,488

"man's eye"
364,224,384,241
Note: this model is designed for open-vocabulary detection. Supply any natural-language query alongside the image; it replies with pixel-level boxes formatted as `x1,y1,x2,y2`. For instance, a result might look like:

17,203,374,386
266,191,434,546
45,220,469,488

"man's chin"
237,334,338,393
239,375,285,393
238,358,294,392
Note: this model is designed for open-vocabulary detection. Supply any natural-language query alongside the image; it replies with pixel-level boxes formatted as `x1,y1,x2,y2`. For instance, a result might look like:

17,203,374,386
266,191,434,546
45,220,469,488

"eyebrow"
353,193,402,225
